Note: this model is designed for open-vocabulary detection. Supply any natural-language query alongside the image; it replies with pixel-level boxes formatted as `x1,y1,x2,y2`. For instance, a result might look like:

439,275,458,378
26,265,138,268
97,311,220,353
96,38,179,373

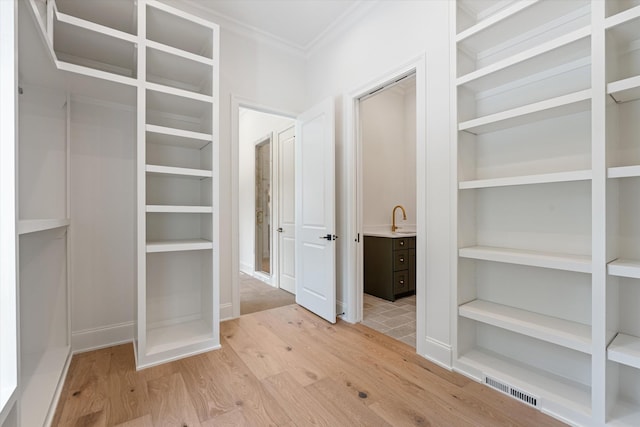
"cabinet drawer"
394,271,409,294
393,237,415,250
393,249,409,271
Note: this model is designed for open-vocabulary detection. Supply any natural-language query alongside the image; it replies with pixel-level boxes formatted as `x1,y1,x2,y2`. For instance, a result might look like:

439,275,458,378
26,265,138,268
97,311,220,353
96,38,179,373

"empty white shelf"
457,349,591,416
608,165,640,179
146,89,212,133
146,239,213,253
459,300,592,354
146,81,213,104
146,205,212,213
457,1,590,61
54,6,137,43
459,246,592,273
146,164,212,178
53,11,136,78
145,124,212,150
145,319,214,356
608,75,640,103
459,170,591,189
457,27,591,93
147,40,214,66
458,90,591,134
56,0,136,35
608,333,640,370
146,0,215,59
20,346,70,427
605,5,640,31
147,45,213,96
608,400,640,427
18,219,70,235
456,1,538,43
608,259,640,279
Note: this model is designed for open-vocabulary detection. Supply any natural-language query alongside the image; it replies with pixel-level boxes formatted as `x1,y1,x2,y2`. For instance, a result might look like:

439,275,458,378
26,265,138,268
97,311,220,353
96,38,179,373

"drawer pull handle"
400,280,404,284
400,241,404,246
399,258,404,262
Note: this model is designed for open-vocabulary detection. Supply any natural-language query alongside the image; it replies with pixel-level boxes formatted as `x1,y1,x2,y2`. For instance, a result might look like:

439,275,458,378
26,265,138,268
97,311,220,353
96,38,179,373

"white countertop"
363,225,416,239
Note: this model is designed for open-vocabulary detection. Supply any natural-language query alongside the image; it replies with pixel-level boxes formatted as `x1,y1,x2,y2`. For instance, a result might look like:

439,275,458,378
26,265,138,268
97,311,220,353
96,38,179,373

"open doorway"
357,73,418,347
238,107,296,315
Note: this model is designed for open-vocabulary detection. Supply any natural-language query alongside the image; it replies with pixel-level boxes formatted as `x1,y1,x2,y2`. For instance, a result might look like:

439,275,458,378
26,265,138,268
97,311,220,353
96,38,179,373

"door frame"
230,95,297,319
342,55,427,336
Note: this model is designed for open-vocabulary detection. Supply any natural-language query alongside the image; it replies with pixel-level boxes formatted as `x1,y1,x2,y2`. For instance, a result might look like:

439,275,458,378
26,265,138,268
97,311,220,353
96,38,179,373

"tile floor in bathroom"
362,292,416,347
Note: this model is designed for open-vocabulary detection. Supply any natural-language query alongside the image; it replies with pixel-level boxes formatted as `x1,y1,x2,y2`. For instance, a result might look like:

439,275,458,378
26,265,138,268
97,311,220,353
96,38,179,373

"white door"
277,126,296,294
295,98,336,323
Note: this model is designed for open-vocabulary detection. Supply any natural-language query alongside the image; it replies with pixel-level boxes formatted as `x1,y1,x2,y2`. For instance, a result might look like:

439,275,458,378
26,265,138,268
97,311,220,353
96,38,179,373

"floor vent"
484,376,538,408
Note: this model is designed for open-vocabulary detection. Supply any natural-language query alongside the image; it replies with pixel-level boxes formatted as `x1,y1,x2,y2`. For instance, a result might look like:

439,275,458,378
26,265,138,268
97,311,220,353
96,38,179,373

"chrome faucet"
391,205,407,232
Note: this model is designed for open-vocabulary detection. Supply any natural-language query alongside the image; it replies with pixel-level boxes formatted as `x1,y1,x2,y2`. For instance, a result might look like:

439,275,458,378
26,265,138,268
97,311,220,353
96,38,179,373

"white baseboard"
220,302,234,321
71,321,134,353
419,336,452,370
239,261,253,275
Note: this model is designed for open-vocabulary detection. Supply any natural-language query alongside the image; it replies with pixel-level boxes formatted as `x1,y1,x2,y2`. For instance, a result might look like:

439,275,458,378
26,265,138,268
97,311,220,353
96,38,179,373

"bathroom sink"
393,230,416,235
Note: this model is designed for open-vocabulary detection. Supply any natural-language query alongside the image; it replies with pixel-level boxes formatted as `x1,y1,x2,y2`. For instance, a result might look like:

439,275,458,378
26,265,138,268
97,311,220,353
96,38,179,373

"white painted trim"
420,337,453,370
239,261,253,275
230,95,297,319
173,0,379,58
71,322,134,353
220,303,234,321
343,54,426,330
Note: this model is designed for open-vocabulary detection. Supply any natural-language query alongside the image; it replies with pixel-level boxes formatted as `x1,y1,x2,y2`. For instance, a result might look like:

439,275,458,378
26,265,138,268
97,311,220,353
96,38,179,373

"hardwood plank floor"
52,305,567,426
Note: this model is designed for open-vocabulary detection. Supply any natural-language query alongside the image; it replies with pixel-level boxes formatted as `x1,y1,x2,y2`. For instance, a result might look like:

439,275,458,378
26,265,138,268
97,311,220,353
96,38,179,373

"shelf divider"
458,90,591,134
608,333,640,370
146,164,212,178
459,245,592,273
608,75,640,104
146,239,213,253
608,259,640,279
456,1,538,43
146,205,212,213
459,299,592,353
459,170,591,189
18,219,70,235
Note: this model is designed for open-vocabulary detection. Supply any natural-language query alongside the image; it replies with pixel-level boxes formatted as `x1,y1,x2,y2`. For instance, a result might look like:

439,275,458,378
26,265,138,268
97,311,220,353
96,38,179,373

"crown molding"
304,0,379,58
163,0,379,59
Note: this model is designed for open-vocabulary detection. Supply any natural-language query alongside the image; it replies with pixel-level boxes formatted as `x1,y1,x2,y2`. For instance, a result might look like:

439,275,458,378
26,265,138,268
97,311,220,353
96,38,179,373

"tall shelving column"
16,85,71,427
135,0,220,369
603,1,640,425
453,0,595,424
0,0,18,425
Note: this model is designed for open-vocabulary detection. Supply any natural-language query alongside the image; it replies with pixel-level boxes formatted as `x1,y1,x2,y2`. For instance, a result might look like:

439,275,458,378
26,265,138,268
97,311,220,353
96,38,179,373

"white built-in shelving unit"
454,0,640,425
604,2,640,426
1,0,220,425
137,0,220,369
0,1,18,425
17,84,71,427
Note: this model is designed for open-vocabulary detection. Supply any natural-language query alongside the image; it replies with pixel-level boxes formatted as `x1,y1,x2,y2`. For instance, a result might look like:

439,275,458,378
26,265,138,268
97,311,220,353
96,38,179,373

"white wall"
306,0,453,365
238,108,294,275
361,83,416,229
70,99,135,350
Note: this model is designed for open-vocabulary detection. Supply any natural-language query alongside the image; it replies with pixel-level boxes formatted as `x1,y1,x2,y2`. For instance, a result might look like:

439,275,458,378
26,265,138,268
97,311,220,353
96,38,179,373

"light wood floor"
52,305,567,426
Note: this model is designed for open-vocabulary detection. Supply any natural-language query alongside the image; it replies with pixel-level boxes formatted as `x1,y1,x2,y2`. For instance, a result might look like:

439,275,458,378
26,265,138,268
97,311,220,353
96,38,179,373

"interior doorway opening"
237,106,295,316
358,73,417,347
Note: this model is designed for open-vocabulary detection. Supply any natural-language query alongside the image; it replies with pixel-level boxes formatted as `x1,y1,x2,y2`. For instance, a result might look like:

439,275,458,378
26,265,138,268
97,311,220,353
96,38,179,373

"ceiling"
181,0,363,52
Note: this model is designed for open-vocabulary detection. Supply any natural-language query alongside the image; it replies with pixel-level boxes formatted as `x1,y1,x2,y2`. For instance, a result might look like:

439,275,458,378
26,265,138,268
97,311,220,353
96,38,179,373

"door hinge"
355,233,360,243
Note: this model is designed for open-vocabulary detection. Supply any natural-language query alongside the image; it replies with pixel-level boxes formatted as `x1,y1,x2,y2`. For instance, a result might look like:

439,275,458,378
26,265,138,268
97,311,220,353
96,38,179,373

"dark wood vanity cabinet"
364,235,416,301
